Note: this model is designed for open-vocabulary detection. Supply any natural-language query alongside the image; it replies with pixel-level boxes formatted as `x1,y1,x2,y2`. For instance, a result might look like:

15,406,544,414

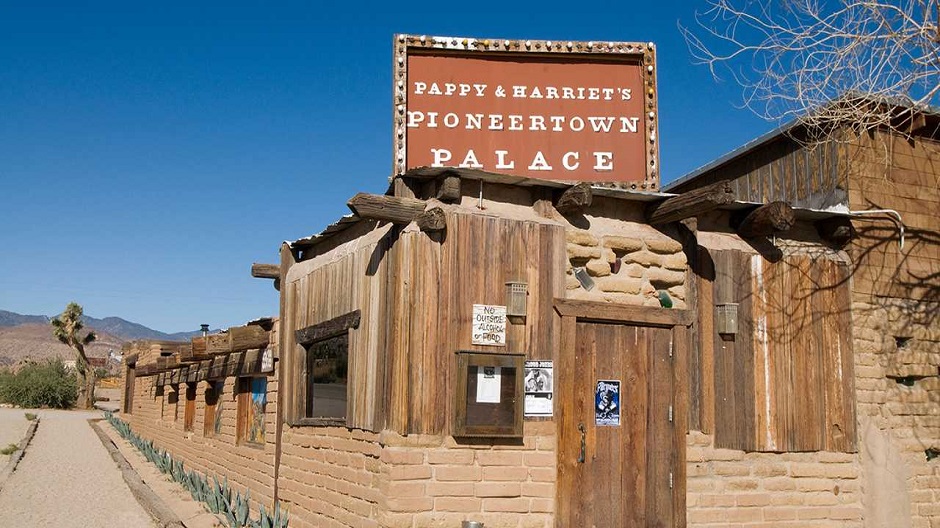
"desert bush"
0,443,17,455
0,359,78,408
24,412,37,421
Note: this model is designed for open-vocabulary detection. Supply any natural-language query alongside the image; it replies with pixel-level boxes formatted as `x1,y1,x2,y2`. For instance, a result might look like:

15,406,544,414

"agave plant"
106,415,290,527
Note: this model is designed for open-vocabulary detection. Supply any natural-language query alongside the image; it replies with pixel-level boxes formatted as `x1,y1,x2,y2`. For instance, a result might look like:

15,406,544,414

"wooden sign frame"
454,351,524,438
393,34,661,190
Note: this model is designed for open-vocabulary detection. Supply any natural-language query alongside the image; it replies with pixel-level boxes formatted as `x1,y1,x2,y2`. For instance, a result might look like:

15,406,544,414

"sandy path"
0,409,155,527
0,407,33,466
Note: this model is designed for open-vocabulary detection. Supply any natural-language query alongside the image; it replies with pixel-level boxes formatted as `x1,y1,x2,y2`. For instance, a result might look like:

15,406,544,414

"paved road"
0,409,155,527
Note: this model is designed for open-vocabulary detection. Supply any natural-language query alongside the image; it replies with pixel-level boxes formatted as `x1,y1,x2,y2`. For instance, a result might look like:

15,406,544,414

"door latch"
577,423,586,463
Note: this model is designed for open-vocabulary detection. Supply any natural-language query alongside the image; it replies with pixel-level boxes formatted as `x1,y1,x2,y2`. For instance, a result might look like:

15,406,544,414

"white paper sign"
524,360,553,417
472,304,506,346
476,366,501,403
261,347,274,373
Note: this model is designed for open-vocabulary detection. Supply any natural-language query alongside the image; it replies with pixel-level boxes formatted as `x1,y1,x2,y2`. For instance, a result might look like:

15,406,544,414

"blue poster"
595,380,621,426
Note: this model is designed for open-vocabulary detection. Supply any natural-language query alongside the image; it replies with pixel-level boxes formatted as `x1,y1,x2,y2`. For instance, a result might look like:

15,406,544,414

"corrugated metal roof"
665,96,940,193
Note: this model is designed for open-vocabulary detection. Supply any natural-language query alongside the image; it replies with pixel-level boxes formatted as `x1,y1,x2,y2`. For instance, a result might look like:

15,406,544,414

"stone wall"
560,196,688,308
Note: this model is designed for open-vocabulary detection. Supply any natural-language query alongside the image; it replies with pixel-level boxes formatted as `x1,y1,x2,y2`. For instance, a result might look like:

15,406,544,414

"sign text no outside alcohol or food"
394,35,661,189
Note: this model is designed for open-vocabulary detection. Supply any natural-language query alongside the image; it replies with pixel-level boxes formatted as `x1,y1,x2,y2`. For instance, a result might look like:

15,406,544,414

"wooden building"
667,105,940,528
121,106,937,527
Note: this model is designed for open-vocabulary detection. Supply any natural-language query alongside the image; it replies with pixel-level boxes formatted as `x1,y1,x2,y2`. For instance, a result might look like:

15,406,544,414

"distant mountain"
0,310,204,342
0,323,124,365
0,310,49,327
81,315,203,341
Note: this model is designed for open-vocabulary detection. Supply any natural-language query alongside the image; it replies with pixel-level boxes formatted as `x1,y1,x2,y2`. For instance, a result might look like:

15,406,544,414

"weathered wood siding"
385,212,566,436
281,225,392,431
693,248,857,452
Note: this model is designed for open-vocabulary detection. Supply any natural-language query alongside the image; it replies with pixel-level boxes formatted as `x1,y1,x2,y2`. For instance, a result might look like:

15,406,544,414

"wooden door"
555,300,689,528
123,366,135,414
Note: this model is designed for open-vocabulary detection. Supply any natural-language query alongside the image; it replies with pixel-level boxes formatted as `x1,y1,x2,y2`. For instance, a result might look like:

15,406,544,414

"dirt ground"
0,407,33,466
0,409,155,526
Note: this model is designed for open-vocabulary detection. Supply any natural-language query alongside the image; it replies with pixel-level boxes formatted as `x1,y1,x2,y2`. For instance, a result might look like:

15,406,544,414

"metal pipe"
848,209,905,250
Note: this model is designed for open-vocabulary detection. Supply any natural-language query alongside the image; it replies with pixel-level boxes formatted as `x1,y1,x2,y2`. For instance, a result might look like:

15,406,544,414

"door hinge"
668,405,673,423
669,472,674,490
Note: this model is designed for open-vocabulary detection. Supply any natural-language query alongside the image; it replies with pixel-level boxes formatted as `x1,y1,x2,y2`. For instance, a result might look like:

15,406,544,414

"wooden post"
554,183,593,215
415,207,446,233
646,181,735,225
251,263,279,279
435,175,461,203
348,193,426,224
815,216,855,247
734,201,796,238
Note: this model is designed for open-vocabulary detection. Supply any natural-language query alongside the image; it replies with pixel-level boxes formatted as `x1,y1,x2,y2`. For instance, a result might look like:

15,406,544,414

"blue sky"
0,1,769,332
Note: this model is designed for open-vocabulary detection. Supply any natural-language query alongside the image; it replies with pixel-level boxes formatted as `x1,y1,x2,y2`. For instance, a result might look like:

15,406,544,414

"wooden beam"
295,310,361,346
734,201,795,238
251,263,279,279
436,175,462,203
554,298,693,327
206,333,230,355
347,193,426,224
554,183,593,215
646,181,735,225
815,216,855,248
415,207,446,232
229,325,270,352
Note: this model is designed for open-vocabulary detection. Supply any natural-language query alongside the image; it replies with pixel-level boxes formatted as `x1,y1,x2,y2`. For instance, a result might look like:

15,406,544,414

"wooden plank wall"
693,248,857,452
385,212,566,436
281,229,392,431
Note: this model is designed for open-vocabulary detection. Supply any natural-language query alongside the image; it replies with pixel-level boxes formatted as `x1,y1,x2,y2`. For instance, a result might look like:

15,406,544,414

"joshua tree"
51,302,97,409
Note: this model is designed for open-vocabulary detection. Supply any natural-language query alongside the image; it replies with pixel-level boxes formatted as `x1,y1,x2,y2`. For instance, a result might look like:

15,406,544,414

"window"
237,377,267,446
291,309,360,426
204,380,224,437
304,333,349,422
183,384,196,432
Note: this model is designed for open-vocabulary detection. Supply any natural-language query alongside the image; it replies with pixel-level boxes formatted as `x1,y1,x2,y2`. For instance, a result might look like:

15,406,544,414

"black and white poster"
523,360,553,417
594,379,620,426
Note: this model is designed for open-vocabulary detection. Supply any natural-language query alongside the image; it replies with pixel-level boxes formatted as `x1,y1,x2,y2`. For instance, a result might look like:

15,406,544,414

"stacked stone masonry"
564,226,687,309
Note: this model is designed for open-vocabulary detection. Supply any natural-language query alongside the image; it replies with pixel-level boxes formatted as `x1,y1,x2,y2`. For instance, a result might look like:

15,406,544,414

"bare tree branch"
681,0,940,139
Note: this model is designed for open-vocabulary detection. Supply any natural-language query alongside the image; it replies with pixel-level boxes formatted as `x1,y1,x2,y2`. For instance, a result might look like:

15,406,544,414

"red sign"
394,36,660,189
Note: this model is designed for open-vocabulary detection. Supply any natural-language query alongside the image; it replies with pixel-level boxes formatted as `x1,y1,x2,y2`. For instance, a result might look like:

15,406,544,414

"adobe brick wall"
125,367,279,513
377,422,556,528
275,425,382,528
686,432,863,526
844,131,940,527
273,422,555,528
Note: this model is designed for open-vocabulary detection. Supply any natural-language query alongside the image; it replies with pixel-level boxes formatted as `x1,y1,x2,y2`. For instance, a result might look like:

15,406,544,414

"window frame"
203,380,224,438
292,310,360,427
236,376,268,447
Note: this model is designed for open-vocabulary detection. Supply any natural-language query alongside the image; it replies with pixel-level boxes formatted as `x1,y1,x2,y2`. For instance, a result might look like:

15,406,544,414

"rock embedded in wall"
563,228,687,308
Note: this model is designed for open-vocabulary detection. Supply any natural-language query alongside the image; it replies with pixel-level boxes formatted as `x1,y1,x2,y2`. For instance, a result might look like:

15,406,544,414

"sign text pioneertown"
393,35,661,188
